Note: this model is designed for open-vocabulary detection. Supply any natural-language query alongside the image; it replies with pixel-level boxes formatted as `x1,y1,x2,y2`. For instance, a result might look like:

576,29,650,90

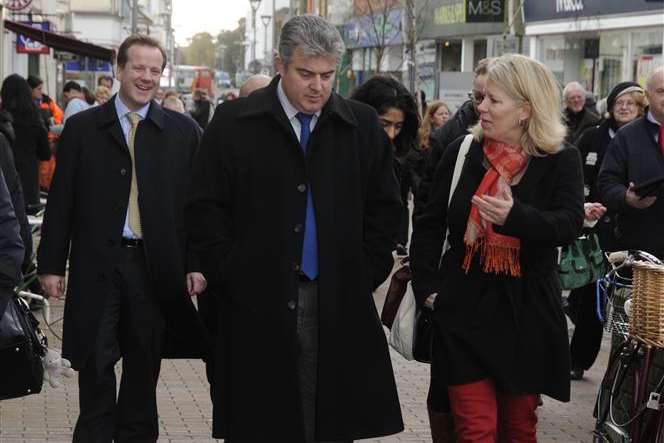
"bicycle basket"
602,282,631,341
630,262,664,348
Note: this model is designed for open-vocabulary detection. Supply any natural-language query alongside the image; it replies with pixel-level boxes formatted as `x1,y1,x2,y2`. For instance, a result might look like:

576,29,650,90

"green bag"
558,233,607,290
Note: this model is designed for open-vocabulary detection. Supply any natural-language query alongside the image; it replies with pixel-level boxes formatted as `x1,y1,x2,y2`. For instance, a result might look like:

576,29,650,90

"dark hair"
27,75,43,89
97,75,113,86
63,81,82,93
350,75,419,156
82,87,96,105
117,34,167,71
0,74,40,123
474,58,492,77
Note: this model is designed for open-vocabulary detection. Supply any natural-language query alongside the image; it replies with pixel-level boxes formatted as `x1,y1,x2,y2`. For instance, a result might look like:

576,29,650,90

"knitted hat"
606,81,643,113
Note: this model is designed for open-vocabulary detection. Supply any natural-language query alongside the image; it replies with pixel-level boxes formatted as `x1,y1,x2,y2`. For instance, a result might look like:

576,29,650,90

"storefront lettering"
468,0,502,17
555,0,584,13
434,2,466,25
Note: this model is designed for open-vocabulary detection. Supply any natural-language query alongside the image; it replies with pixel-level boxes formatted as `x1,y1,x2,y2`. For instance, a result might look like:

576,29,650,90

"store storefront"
524,0,663,97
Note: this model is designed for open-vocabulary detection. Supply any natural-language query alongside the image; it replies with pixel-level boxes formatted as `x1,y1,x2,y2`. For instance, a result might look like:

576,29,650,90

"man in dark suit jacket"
187,15,404,443
37,35,208,443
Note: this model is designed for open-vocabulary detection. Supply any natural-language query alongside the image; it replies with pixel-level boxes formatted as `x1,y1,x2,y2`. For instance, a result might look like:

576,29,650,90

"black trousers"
568,282,604,371
73,246,165,443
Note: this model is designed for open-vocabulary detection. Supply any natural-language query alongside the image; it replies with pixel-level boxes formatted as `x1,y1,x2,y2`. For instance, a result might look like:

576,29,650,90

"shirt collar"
114,94,150,121
647,111,661,127
276,79,321,121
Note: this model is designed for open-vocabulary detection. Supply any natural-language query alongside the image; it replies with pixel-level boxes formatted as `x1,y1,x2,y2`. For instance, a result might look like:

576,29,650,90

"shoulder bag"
388,134,473,362
559,233,607,290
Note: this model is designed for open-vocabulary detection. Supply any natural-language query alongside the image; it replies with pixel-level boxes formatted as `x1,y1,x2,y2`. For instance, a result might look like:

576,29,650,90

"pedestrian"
94,85,111,105
239,73,271,97
37,34,208,443
187,14,403,443
567,81,646,380
598,66,664,259
0,74,50,215
0,167,24,317
97,75,114,91
50,81,92,136
351,75,419,256
27,75,64,130
415,101,450,201
417,59,492,215
410,54,585,442
563,81,600,145
82,86,96,106
189,88,213,129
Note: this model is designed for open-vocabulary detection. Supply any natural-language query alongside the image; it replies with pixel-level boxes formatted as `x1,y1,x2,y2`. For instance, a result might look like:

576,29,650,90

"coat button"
292,263,300,272
294,224,303,233
297,184,307,193
120,168,127,176
287,300,296,310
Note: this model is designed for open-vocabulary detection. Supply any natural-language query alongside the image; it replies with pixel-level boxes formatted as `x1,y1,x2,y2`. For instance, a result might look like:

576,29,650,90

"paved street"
0,268,608,442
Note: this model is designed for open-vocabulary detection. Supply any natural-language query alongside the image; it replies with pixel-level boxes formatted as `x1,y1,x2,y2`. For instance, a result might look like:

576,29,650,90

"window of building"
632,28,664,86
473,39,487,66
440,39,462,72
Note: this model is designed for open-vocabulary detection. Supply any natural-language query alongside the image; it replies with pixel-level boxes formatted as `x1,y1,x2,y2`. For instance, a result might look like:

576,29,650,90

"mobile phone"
632,175,664,198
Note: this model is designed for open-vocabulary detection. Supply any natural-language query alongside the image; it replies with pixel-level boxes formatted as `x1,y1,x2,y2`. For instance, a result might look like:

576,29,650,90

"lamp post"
249,0,261,73
261,14,272,73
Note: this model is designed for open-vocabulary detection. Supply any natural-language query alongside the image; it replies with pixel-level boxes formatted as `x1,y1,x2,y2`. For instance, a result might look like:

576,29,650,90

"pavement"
0,265,608,443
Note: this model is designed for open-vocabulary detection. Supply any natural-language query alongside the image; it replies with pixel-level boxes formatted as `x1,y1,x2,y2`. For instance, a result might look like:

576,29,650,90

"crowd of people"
0,12,663,443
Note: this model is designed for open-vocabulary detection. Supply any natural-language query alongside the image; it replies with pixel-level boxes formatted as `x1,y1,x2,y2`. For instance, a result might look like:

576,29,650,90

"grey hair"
278,15,345,66
562,81,585,99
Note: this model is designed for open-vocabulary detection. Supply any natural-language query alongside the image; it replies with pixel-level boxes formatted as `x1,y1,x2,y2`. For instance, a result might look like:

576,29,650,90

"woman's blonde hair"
419,100,449,149
471,54,566,156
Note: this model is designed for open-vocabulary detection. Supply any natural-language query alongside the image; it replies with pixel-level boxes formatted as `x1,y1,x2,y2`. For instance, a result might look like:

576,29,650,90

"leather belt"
121,238,143,248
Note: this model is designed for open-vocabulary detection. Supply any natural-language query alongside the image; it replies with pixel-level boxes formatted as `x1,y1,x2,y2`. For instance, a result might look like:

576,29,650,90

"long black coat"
11,117,50,209
37,98,208,369
0,167,24,315
411,137,584,402
186,77,404,442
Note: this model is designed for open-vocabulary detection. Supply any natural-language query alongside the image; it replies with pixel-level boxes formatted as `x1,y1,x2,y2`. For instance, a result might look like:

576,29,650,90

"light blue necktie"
295,112,318,280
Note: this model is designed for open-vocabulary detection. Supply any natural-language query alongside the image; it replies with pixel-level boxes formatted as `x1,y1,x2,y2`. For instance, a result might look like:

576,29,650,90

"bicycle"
593,250,664,443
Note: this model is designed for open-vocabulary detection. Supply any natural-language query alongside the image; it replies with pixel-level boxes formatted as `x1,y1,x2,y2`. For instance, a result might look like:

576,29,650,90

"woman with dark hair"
0,74,50,214
351,75,419,255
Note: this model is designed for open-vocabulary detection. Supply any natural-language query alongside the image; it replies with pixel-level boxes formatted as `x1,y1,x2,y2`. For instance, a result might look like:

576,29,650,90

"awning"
3,19,115,62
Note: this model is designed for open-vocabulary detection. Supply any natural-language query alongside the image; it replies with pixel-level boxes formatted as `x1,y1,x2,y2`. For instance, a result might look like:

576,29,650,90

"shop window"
632,29,664,87
440,39,462,72
473,40,487,66
599,32,627,97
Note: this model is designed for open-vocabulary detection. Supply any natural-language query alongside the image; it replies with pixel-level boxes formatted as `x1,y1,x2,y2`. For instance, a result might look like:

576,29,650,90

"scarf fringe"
463,238,521,277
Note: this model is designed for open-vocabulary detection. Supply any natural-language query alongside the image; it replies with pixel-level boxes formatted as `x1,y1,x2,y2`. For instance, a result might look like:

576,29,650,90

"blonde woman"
410,54,584,441
94,85,111,105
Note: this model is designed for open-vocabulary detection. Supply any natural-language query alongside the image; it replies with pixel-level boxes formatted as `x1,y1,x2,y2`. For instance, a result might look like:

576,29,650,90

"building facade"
523,0,664,97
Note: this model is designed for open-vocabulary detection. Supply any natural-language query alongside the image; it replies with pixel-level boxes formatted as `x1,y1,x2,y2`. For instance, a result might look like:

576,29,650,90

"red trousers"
447,379,538,443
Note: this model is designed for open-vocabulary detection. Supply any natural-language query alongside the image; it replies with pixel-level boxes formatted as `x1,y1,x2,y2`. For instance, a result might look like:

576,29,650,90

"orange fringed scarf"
462,138,529,277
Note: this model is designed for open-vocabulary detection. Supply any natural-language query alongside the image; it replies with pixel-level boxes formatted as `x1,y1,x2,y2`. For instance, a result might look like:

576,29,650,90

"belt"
121,238,143,248
298,273,317,283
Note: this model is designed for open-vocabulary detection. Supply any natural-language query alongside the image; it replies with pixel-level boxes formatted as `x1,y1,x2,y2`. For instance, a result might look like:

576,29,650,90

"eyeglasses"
468,91,484,104
614,99,637,109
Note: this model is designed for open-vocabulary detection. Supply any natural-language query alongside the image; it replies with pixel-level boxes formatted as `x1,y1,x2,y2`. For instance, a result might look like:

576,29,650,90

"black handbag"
0,293,46,400
412,307,434,364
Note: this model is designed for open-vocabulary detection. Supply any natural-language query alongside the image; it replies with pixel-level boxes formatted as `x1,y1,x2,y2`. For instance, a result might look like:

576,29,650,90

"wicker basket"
629,262,664,347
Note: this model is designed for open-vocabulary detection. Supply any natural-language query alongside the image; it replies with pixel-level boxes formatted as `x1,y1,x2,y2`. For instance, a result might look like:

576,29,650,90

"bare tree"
356,0,402,73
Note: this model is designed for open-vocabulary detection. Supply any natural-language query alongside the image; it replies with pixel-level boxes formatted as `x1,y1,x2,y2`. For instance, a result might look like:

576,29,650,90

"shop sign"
343,8,403,49
434,0,504,25
16,21,50,55
5,0,33,11
65,58,112,72
524,0,663,22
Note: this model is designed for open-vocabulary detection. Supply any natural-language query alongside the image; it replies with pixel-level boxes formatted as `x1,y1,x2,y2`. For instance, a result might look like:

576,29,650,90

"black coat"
597,116,664,258
10,117,50,209
0,166,24,315
564,108,600,146
0,133,31,267
410,137,584,402
37,98,209,370
186,77,404,442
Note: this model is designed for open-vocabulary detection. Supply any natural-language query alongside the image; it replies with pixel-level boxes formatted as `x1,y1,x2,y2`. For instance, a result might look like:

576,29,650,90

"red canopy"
4,19,115,62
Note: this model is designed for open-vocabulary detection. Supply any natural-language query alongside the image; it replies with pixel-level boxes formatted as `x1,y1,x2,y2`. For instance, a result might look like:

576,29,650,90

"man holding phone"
598,66,664,258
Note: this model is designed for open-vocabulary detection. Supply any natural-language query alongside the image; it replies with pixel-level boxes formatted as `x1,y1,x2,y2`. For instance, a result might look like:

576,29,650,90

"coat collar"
96,94,165,131
237,75,358,129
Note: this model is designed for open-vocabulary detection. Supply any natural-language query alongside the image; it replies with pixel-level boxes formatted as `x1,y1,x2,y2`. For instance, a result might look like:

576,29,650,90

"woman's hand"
424,293,437,310
472,186,514,226
584,202,606,222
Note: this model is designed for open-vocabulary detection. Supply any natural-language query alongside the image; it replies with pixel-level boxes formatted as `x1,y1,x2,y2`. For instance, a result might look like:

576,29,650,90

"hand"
625,182,657,209
424,293,437,310
186,272,207,297
471,187,514,226
584,202,606,222
39,274,66,300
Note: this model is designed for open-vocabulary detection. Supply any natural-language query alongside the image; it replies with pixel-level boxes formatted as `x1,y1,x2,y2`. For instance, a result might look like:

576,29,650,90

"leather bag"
0,294,46,400
559,233,607,290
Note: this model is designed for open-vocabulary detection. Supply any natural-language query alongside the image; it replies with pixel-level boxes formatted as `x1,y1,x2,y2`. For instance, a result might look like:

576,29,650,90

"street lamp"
261,15,272,72
249,0,262,73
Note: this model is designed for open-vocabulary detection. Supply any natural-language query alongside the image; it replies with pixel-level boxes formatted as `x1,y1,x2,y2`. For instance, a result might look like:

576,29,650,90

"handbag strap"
442,134,473,253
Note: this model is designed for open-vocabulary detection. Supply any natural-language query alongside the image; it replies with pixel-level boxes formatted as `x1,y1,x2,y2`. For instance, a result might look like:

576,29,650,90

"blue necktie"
296,112,318,280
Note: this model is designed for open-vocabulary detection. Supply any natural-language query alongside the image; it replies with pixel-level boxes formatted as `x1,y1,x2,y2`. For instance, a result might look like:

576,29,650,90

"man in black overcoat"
37,35,208,443
187,15,404,443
